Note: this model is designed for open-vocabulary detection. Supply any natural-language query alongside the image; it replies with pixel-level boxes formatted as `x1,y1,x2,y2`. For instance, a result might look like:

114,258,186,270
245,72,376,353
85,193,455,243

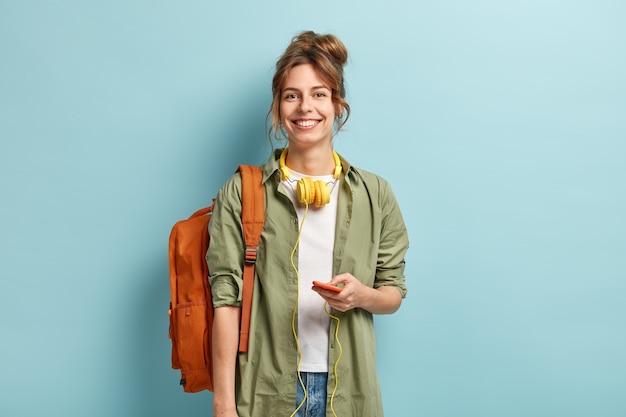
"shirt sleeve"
374,179,409,297
206,174,245,308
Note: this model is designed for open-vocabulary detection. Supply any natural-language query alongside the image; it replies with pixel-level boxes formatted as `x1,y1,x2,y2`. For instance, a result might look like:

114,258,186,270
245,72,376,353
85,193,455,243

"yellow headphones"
279,148,342,208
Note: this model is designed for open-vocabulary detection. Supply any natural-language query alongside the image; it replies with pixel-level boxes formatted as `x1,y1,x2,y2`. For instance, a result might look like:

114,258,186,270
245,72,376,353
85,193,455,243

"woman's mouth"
293,119,320,128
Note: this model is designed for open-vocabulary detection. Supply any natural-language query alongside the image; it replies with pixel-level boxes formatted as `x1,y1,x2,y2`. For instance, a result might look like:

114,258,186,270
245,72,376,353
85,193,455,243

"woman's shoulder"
347,164,392,190
345,163,403,212
215,171,244,204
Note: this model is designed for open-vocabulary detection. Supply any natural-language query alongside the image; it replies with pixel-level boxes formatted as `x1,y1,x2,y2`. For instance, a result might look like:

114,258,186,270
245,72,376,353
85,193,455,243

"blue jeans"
295,372,328,417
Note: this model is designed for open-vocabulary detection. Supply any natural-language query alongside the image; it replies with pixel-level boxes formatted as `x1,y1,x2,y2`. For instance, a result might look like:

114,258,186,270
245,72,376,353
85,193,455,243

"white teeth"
295,120,316,127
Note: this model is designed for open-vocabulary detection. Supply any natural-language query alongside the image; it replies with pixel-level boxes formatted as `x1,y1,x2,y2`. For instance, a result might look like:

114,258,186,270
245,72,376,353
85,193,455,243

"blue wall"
1,1,624,416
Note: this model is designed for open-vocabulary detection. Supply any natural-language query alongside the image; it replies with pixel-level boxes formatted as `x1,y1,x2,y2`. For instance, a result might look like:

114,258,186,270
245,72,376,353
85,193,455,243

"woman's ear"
335,104,344,118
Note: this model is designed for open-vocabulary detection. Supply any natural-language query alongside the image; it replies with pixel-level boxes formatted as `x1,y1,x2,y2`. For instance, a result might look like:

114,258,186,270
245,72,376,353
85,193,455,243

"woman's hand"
312,273,402,314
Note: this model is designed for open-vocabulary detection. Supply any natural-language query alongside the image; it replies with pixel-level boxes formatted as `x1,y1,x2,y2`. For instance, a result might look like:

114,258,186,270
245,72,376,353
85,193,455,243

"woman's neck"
283,145,336,177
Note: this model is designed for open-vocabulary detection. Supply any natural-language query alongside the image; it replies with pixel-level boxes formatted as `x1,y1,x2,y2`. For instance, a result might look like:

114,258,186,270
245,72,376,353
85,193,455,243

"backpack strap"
237,165,264,352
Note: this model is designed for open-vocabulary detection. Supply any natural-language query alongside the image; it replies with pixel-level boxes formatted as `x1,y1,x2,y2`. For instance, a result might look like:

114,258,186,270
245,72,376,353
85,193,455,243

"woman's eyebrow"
283,85,330,92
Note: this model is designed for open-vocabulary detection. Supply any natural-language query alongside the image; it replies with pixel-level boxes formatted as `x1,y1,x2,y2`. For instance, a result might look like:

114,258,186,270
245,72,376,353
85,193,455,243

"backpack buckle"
245,247,257,265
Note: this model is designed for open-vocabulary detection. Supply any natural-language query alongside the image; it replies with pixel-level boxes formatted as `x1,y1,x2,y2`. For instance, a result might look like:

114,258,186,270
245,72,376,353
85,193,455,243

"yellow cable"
289,202,309,417
324,302,343,417
287,201,343,417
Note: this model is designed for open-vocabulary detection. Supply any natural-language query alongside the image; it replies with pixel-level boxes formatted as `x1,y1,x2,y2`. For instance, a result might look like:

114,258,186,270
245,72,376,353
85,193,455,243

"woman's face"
279,64,337,149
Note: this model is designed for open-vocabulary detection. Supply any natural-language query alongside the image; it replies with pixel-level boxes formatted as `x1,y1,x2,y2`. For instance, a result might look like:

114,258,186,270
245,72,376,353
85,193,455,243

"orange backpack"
168,165,264,393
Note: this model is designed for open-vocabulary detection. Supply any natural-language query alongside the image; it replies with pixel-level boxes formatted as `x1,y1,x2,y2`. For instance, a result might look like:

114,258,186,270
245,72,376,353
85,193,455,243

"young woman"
207,31,409,417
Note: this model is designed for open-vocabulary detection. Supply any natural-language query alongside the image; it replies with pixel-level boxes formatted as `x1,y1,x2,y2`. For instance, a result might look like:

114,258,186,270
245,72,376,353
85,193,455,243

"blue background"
1,1,624,416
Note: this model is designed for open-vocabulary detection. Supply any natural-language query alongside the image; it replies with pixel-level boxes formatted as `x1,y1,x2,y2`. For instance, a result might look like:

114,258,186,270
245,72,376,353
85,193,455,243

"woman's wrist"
213,395,237,414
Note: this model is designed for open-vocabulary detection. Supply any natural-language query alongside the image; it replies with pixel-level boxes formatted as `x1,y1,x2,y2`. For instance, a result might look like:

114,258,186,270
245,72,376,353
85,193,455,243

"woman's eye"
315,92,326,98
285,93,298,100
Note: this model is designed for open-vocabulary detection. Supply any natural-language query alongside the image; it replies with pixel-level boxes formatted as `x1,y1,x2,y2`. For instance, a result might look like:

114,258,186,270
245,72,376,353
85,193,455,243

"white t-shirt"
282,169,340,372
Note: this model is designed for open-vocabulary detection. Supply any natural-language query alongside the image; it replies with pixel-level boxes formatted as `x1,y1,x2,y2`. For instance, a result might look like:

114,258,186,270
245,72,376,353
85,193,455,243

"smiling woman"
207,31,409,417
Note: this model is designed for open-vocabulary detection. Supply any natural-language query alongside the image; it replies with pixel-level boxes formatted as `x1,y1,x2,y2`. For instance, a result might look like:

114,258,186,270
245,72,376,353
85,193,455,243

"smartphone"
312,280,343,293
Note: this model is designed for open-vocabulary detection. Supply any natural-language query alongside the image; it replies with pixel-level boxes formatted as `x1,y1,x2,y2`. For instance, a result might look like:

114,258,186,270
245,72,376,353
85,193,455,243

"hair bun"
295,31,348,67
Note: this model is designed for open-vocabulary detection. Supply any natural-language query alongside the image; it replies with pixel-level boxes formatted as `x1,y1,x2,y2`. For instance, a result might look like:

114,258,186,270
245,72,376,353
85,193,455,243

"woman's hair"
267,31,351,142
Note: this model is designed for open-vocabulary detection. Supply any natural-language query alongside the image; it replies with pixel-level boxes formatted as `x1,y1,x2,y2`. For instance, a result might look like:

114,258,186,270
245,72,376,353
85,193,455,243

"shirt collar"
260,148,355,185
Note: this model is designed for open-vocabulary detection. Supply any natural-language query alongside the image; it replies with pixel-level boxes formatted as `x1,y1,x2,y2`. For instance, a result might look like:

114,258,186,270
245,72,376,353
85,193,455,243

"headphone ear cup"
296,177,314,205
295,177,331,207
313,180,330,207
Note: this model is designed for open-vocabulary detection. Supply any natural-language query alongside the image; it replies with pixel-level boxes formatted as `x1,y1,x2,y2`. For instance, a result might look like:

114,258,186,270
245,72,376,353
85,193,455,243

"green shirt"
207,150,409,417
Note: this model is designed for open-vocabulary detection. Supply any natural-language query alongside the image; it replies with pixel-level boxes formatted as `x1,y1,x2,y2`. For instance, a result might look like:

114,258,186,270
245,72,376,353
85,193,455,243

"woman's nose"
298,96,312,112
